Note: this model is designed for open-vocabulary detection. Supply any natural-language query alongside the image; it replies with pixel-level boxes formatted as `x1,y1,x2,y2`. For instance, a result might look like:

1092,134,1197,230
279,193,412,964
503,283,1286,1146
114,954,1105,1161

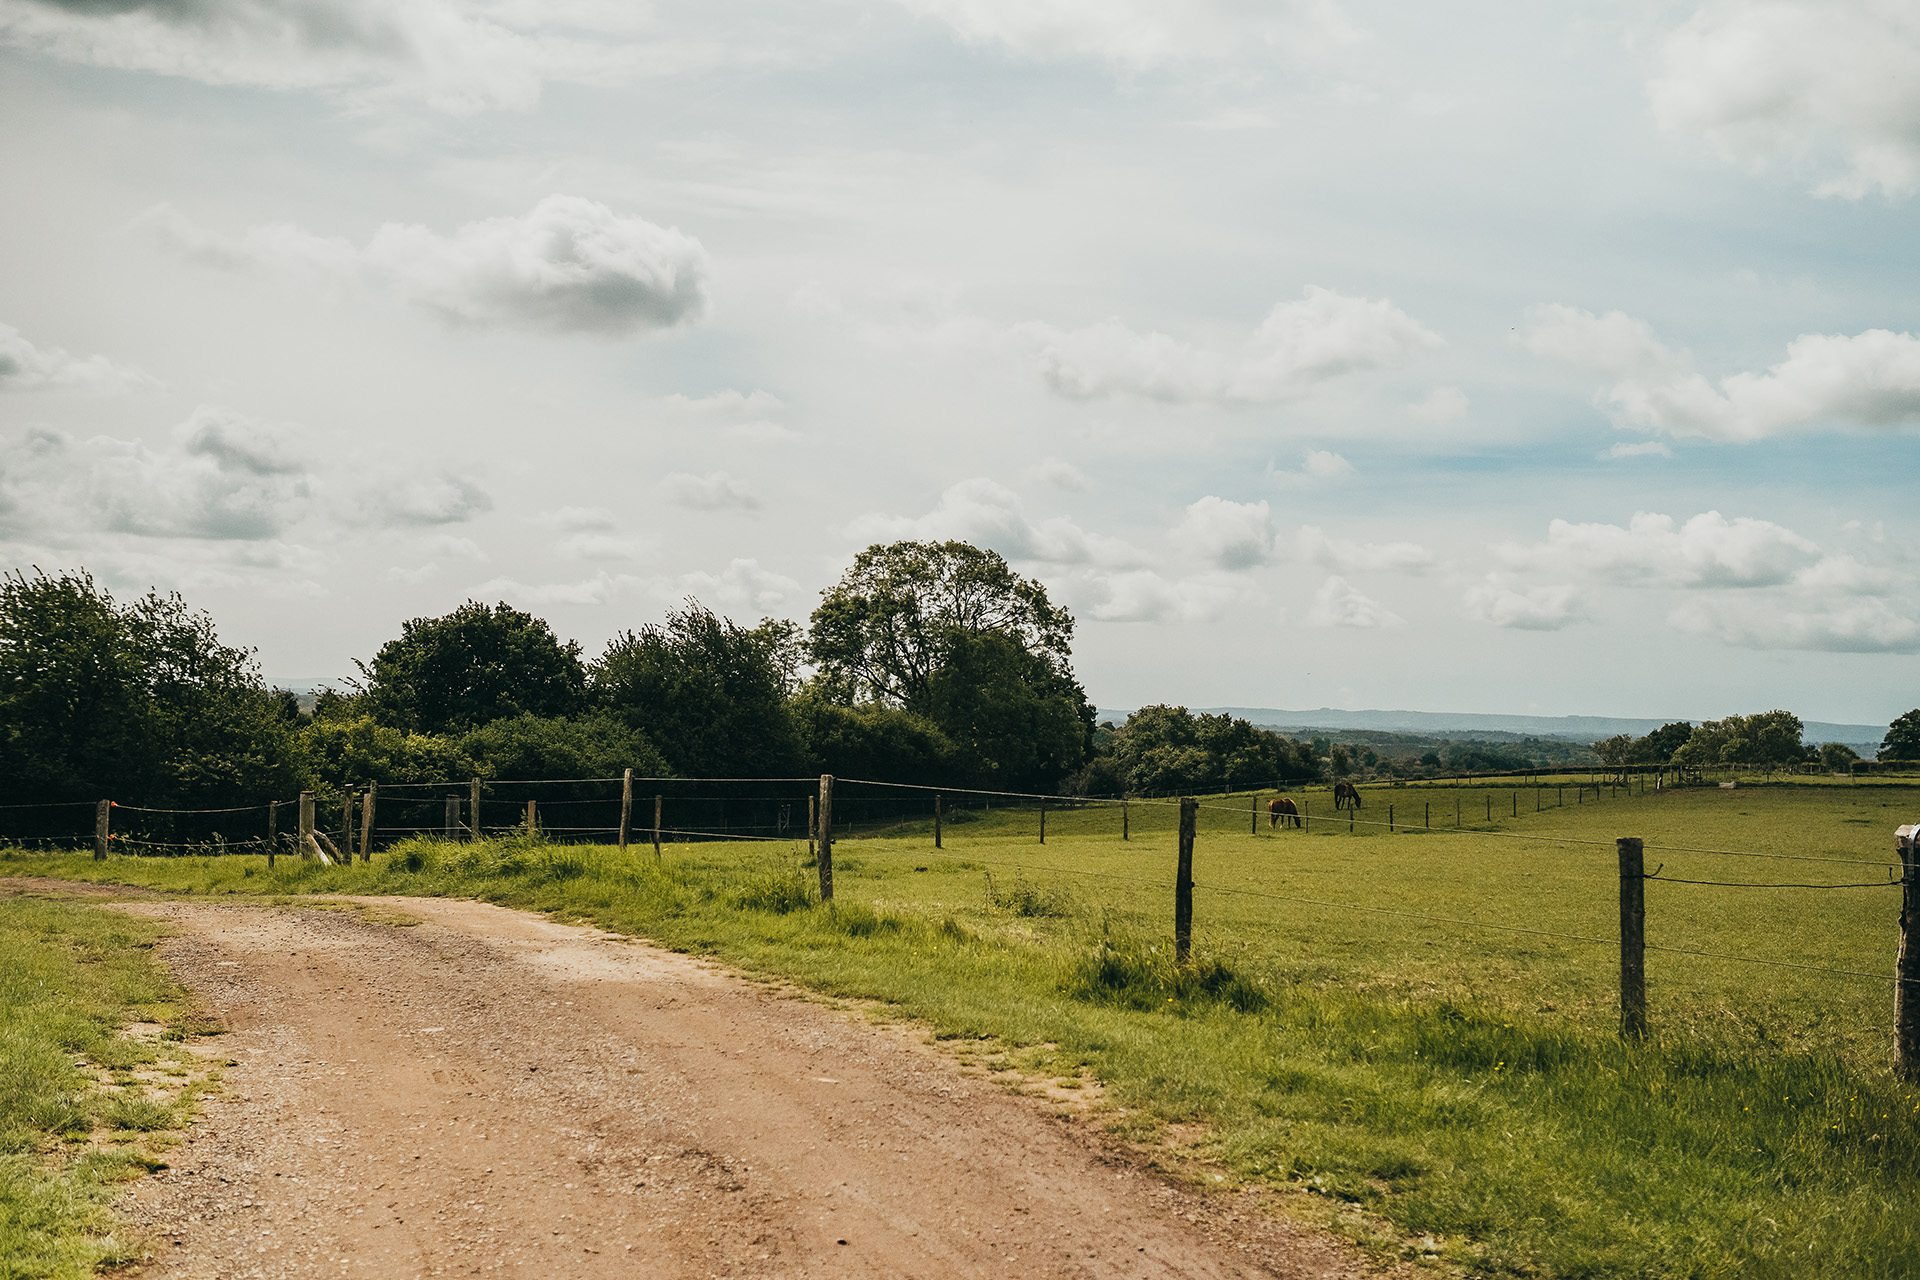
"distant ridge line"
1094,706,1887,748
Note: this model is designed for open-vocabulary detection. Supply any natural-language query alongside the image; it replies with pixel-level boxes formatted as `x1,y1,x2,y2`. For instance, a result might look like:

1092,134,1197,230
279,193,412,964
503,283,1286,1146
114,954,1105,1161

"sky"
1,0,1917,727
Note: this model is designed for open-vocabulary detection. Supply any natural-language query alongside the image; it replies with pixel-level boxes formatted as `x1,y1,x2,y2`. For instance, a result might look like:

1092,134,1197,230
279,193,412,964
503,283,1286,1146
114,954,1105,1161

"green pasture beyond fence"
11,771,1919,1077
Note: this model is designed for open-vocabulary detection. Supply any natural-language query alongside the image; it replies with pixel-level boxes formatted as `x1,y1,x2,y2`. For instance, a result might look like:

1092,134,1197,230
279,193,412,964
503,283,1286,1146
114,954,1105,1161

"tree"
594,602,802,778
1819,742,1861,771
0,569,304,807
925,629,1087,790
1882,710,1920,761
1636,721,1694,763
1670,711,1804,773
1107,705,1320,795
807,541,1075,713
459,712,670,782
361,601,587,735
790,684,959,785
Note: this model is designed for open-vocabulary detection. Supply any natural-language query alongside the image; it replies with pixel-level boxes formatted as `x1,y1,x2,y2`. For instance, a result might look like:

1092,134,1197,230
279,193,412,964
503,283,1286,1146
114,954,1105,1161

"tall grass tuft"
1062,937,1267,1013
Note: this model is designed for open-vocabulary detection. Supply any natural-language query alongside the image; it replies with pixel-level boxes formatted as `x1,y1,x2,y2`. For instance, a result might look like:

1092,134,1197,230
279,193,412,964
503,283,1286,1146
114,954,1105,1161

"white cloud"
474,570,629,606
1058,567,1242,624
1295,524,1435,574
887,0,1357,67
1271,448,1354,488
1464,575,1585,631
1021,285,1441,404
660,470,760,511
1171,496,1274,570
0,322,153,393
1671,596,1920,654
1307,574,1402,628
1649,1,1920,198
846,478,1145,568
1496,510,1818,590
145,195,708,335
557,532,650,561
665,388,784,418
0,0,707,114
658,557,798,613
535,504,617,531
1520,303,1920,441
357,471,491,527
1601,440,1672,460
1410,385,1468,423
1027,456,1090,491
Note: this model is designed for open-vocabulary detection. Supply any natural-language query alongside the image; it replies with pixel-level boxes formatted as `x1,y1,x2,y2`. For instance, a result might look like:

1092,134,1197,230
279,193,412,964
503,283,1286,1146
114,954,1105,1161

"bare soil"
20,882,1408,1278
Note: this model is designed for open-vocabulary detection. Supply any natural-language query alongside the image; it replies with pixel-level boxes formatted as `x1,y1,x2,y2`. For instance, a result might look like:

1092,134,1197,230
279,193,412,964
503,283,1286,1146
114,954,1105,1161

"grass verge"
0,892,208,1279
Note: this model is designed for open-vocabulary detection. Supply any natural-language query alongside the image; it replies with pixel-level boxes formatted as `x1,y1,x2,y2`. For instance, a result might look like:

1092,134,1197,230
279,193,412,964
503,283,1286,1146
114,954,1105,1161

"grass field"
0,895,206,1279
6,776,1918,1278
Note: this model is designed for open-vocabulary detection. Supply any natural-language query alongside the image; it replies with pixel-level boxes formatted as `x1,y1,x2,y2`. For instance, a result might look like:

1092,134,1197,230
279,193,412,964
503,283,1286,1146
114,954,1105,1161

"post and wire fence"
4,769,1916,1076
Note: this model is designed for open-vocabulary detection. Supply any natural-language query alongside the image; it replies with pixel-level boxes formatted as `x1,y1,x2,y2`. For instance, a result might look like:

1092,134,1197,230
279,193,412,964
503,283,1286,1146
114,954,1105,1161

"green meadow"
6,775,1918,1278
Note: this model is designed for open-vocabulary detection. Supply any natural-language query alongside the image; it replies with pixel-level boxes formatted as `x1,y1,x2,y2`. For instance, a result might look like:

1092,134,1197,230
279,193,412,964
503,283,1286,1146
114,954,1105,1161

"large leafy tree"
1882,710,1920,761
807,540,1091,788
0,569,304,806
593,602,802,778
361,601,588,734
1106,705,1321,795
1671,710,1804,772
807,541,1076,713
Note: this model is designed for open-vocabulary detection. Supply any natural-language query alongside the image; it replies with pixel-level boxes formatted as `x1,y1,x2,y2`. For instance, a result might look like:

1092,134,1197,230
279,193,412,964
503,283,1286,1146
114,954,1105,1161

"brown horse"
1333,781,1362,810
1268,797,1301,829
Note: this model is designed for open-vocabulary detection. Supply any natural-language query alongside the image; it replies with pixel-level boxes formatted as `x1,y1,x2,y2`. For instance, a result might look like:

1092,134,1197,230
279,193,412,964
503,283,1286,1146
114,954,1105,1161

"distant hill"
1095,706,1888,753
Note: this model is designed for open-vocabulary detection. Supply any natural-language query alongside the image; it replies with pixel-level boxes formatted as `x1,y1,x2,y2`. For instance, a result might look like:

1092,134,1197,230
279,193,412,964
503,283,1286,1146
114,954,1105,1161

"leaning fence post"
817,774,835,902
267,799,278,868
619,768,633,852
1174,797,1197,964
933,794,942,849
1897,825,1920,1079
94,800,109,861
360,783,376,861
1619,836,1647,1039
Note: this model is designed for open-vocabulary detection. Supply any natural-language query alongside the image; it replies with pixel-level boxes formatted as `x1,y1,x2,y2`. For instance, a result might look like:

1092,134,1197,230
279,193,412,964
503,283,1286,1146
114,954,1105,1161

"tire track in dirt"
73,891,1398,1279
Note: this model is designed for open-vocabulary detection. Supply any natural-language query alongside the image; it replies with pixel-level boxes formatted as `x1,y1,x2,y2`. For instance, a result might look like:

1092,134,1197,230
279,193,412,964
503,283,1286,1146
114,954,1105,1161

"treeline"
1592,712,1883,775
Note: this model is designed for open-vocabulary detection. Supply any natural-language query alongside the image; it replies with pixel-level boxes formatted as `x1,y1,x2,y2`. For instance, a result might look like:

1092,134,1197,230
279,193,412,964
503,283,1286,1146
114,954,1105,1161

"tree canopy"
360,601,588,734
1882,710,1920,761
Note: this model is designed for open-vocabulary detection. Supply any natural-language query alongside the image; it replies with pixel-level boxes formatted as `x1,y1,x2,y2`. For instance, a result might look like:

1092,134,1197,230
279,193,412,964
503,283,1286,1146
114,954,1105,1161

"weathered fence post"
525,799,538,835
94,800,109,861
1425,801,1430,829
1039,798,1046,844
1389,803,1394,833
341,793,353,864
933,794,942,849
470,778,483,840
444,796,459,840
360,783,376,861
1252,795,1260,836
1174,797,1197,964
1122,797,1129,841
1487,794,1493,822
619,768,633,852
300,791,319,863
1303,800,1309,833
1897,825,1920,1079
1513,792,1518,818
654,795,663,859
267,799,278,868
817,774,835,902
807,794,816,860
1619,836,1647,1040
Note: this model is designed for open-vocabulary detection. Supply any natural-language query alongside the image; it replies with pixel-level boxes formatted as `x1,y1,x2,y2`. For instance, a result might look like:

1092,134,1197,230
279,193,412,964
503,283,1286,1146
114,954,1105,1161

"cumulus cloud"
358,472,491,527
1027,456,1090,491
1021,286,1441,404
0,322,153,393
1270,448,1354,488
1059,567,1242,624
658,558,798,613
1601,440,1672,460
1295,525,1435,573
0,0,693,113
1648,1,1920,198
1495,510,1818,589
1520,303,1920,441
534,505,617,531
888,0,1358,68
1171,496,1274,570
145,195,708,335
1307,575,1402,628
663,388,792,441
1670,595,1920,654
846,478,1145,568
660,470,760,511
1464,575,1585,631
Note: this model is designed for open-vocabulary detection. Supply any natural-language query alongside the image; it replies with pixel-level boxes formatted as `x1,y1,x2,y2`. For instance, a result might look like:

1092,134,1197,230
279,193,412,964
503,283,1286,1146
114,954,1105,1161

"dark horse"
1268,797,1301,829
1333,781,1362,810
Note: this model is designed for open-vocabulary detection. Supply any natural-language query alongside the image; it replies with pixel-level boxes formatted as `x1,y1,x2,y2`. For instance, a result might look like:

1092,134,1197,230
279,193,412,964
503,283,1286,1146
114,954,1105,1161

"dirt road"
64,890,1391,1279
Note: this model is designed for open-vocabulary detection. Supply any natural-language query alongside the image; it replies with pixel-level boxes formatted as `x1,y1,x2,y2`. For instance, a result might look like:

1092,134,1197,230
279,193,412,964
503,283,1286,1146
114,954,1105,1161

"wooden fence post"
360,783,376,861
1174,797,1197,965
1389,803,1394,833
470,778,482,840
1252,795,1259,836
654,795,663,859
94,800,109,861
444,796,459,840
1425,802,1430,829
1039,799,1046,844
1122,798,1129,841
933,794,942,849
619,768,633,852
341,793,353,864
525,799,538,835
1897,825,1920,1080
267,799,278,868
817,775,835,902
300,791,319,863
1513,792,1518,818
1619,836,1647,1040
807,794,815,860
1303,801,1309,833
1487,794,1493,821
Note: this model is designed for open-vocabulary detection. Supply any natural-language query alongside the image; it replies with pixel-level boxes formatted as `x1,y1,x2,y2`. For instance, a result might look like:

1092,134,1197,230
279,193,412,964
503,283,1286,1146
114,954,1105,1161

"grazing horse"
1268,796,1301,829
1333,781,1362,810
